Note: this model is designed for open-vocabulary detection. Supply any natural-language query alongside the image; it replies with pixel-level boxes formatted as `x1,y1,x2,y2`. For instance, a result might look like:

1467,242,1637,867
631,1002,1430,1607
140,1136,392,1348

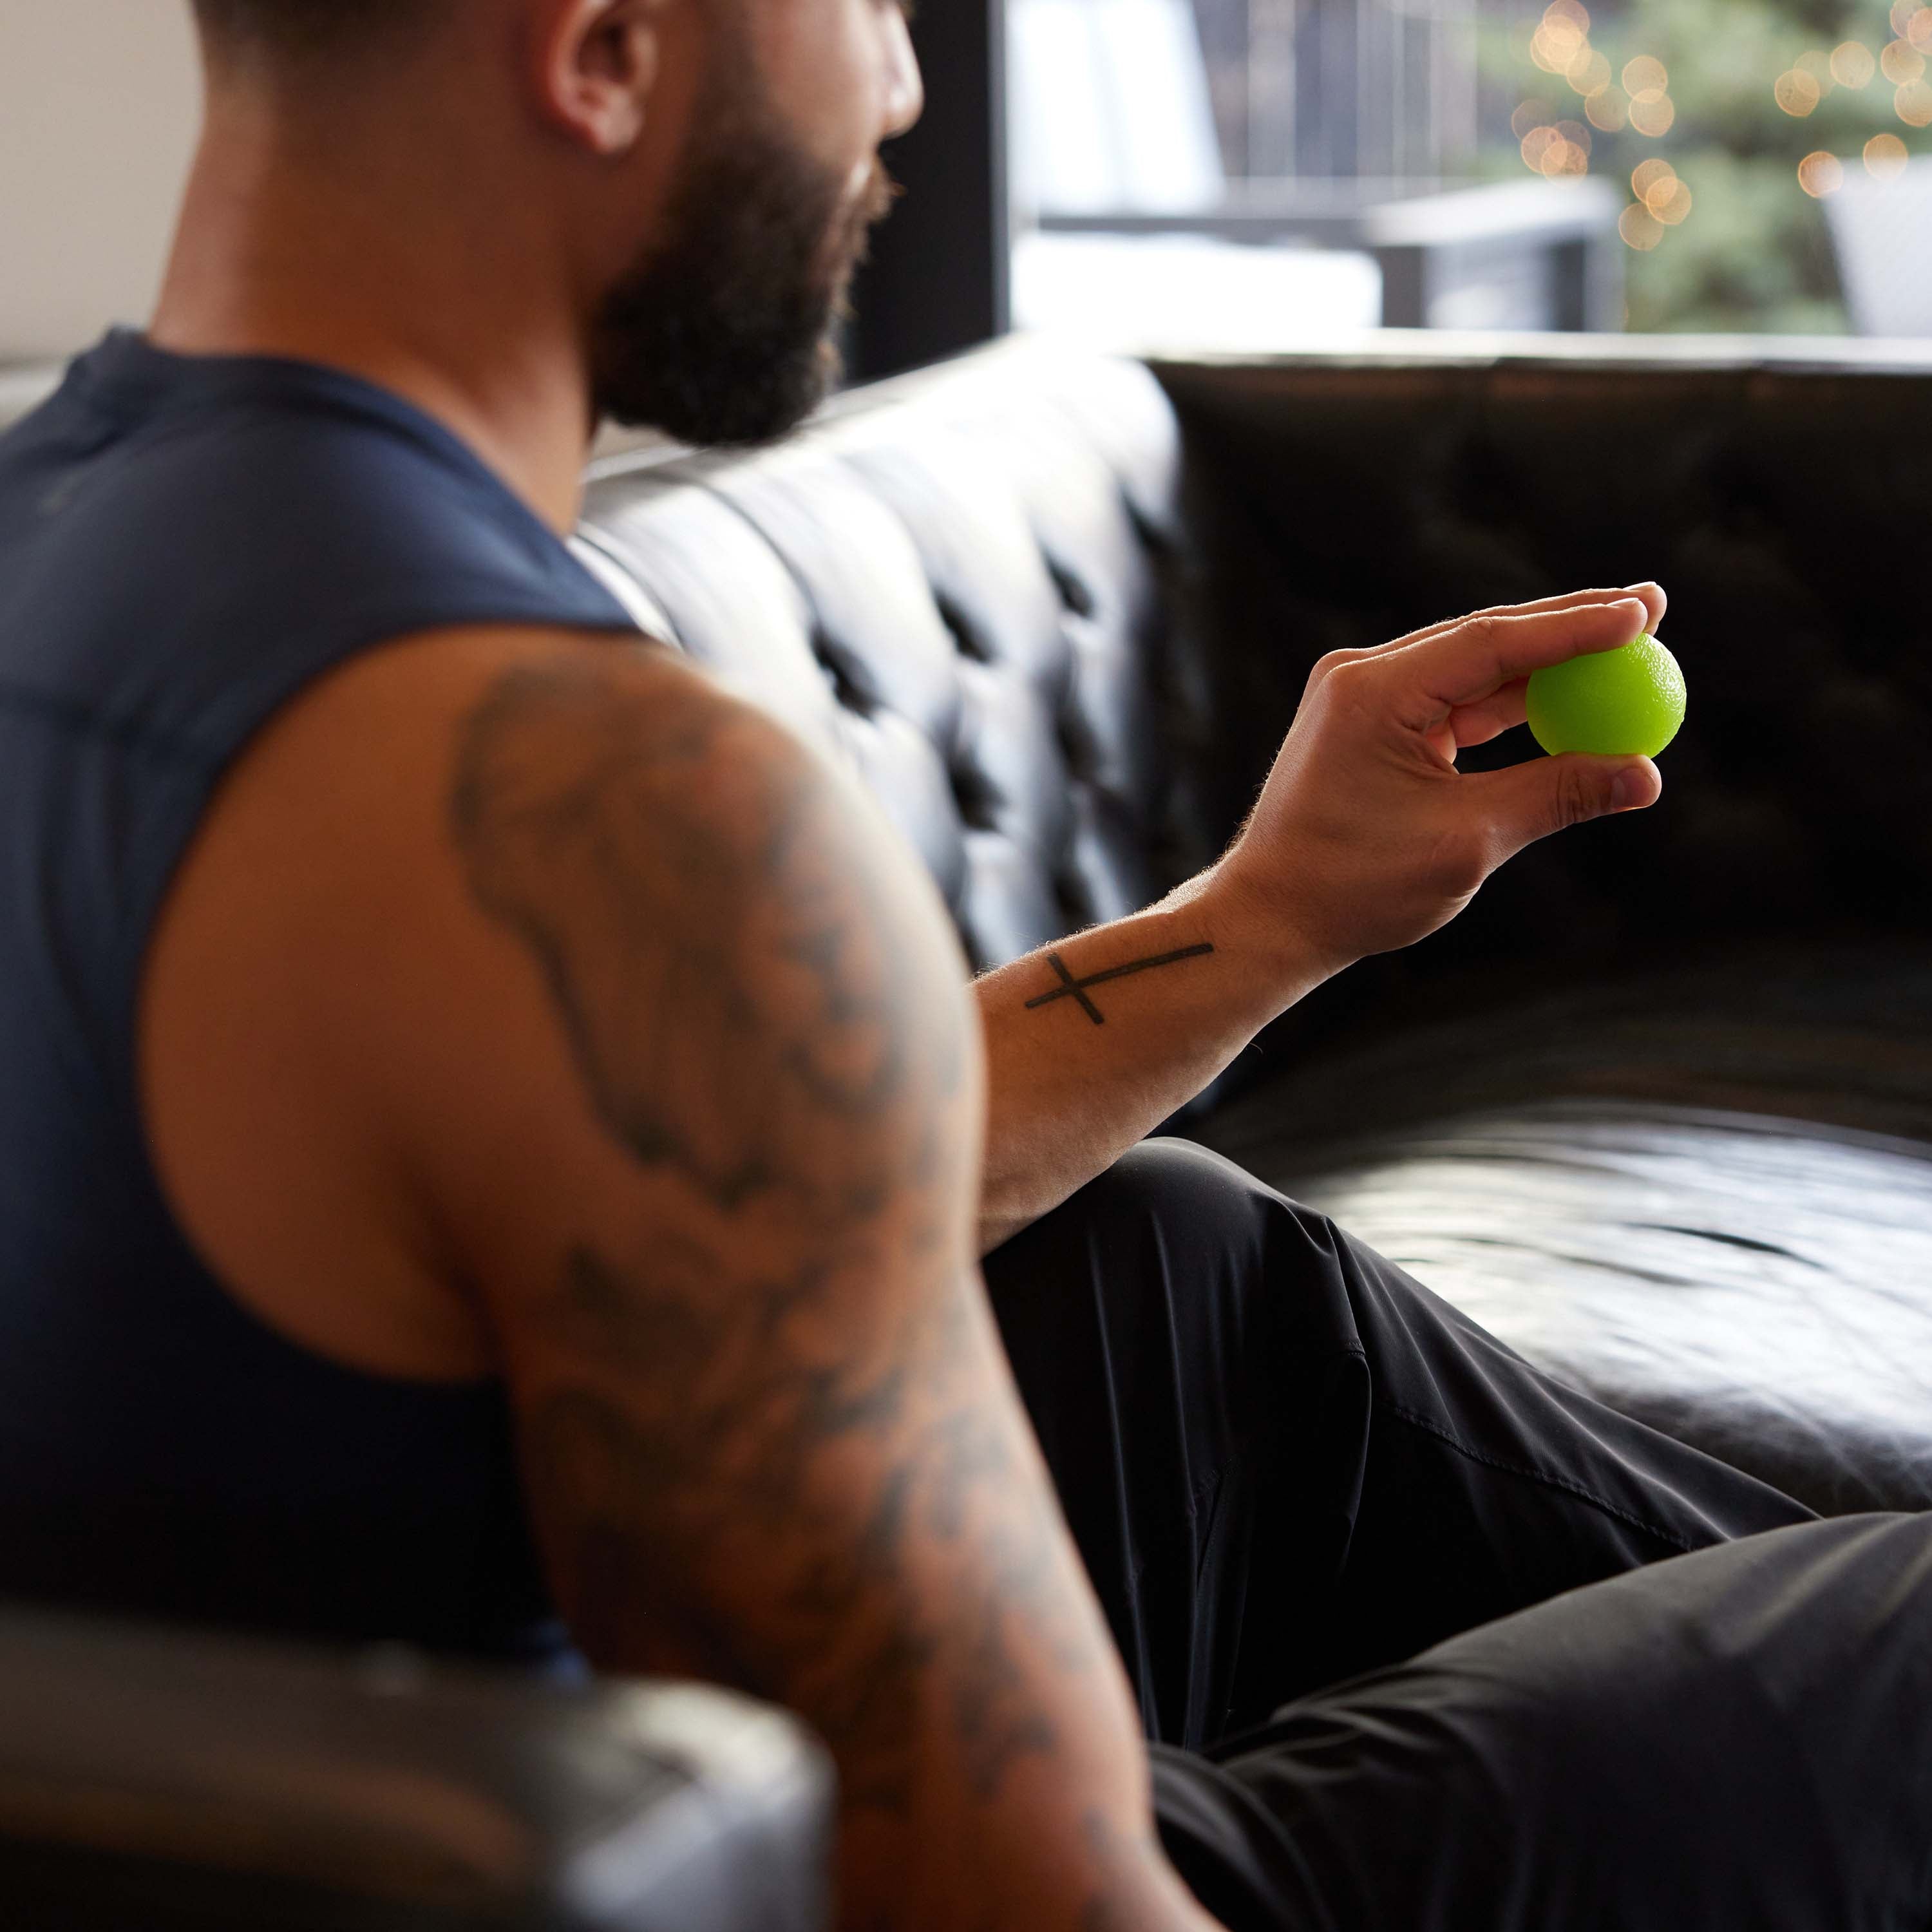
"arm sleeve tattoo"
449,658,1118,1855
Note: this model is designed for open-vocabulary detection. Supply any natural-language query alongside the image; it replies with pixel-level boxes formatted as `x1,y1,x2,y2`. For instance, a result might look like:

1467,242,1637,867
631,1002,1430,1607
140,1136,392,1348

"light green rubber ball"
1526,632,1686,759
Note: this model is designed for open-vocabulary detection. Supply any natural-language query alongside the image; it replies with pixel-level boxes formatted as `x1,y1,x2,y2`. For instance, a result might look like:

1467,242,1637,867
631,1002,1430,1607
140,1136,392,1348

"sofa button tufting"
949,757,1000,832
1046,556,1097,619
809,629,877,717
934,591,995,664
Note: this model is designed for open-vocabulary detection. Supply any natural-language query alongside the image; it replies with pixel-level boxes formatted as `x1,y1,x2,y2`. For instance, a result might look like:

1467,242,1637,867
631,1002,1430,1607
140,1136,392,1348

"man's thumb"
1484,753,1662,855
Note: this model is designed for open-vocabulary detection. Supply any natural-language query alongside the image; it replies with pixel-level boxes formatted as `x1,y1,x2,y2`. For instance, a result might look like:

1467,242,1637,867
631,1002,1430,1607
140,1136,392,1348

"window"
1006,0,1932,345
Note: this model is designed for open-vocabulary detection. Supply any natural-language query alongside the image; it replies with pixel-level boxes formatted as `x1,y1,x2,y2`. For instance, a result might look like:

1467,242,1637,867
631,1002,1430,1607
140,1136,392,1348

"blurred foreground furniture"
0,1607,830,1931
1008,0,1623,334
1826,155,1932,336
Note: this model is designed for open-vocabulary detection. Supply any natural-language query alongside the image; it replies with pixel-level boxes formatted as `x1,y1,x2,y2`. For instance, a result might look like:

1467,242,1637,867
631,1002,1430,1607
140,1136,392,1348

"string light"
1585,85,1629,130
1628,88,1677,135
1865,130,1911,175
1776,68,1823,114
1618,204,1664,249
1628,158,1690,223
1831,41,1877,86
1511,97,1555,138
1653,179,1693,223
1880,39,1926,83
1797,150,1845,195
1566,47,1612,93
1531,1,1589,75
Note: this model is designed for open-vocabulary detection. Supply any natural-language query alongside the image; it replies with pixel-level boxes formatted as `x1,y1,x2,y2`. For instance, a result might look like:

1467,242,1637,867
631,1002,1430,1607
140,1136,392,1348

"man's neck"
149,88,598,535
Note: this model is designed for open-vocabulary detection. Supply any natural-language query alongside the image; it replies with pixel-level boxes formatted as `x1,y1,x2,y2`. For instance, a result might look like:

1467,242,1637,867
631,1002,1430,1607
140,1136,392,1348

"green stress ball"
1527,632,1686,759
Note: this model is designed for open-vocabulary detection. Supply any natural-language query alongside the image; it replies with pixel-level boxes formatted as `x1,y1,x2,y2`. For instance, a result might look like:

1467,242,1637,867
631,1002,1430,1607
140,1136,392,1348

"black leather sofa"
578,334,1932,1521
8,334,1932,1922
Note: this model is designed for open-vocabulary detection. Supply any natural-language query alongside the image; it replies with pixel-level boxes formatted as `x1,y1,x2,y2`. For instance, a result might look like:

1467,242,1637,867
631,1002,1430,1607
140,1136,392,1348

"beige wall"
0,0,202,362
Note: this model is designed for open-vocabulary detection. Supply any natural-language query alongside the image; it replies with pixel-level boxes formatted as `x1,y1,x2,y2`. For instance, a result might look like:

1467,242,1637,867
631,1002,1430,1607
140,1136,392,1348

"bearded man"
3,5,1929,1928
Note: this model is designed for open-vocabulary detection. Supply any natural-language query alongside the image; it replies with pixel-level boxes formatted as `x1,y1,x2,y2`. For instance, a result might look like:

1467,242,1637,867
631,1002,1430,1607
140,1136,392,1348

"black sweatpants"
982,1138,1932,1929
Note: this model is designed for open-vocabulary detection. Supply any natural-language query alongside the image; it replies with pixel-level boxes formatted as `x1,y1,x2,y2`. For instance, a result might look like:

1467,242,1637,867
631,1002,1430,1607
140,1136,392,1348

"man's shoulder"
151,623,824,1025
137,621,949,1375
0,350,632,707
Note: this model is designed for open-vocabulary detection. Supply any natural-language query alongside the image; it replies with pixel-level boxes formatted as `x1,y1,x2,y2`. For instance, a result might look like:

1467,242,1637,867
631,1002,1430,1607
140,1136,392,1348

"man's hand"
974,584,1667,1246
1213,585,1667,980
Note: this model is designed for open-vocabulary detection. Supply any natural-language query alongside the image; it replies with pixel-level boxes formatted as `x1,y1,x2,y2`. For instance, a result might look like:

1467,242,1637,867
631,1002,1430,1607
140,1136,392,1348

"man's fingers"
1309,585,1667,695
1395,596,1653,714
1446,678,1530,749
1384,582,1665,656
1475,751,1662,859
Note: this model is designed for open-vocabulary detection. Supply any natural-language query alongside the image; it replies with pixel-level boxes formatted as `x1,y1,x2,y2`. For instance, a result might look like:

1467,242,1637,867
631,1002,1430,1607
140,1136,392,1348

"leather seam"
1374,1397,1700,1555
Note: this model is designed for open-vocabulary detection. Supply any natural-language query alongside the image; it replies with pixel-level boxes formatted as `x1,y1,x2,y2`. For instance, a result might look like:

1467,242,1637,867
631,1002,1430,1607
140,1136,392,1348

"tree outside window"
1189,0,1932,332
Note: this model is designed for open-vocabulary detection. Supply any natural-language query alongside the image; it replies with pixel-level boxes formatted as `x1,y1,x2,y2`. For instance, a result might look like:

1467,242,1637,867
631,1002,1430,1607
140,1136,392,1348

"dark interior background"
1151,354,1932,1103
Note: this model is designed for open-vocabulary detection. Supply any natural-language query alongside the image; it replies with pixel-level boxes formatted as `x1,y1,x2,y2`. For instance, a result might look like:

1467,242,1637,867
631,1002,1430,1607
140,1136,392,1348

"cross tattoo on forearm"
1022,943,1217,1025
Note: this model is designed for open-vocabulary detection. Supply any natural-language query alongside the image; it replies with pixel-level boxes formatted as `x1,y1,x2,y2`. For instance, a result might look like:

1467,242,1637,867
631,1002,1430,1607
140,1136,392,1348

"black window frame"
848,0,1012,382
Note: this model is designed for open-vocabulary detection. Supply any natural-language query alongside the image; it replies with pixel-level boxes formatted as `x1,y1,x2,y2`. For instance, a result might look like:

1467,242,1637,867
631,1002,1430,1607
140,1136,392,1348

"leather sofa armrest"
0,1607,831,1931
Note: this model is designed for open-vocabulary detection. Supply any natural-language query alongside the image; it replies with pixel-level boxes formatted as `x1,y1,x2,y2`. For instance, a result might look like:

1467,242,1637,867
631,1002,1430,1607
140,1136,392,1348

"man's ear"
528,0,668,156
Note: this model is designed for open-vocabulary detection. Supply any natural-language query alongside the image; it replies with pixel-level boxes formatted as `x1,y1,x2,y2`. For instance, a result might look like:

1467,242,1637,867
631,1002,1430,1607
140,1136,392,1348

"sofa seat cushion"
1199,947,1932,1517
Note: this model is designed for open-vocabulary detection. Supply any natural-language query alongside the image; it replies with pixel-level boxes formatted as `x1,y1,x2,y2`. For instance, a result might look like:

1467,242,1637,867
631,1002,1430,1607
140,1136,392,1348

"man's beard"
590,91,898,447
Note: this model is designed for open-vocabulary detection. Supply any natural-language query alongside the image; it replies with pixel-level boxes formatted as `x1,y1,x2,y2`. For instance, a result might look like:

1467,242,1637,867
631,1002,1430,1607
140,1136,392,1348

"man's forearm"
975,868,1328,1251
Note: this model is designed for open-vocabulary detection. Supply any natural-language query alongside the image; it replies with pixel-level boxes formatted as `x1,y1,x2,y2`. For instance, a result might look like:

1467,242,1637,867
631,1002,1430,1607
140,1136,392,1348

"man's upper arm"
142,627,1173,1927
146,628,971,1348
426,639,1001,1681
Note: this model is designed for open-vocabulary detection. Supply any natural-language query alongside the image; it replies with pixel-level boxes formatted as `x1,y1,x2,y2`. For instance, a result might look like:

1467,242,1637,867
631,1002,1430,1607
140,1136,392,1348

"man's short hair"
190,0,446,63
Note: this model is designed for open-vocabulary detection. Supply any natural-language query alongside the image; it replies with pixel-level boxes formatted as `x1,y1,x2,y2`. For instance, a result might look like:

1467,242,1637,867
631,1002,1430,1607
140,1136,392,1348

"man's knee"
982,1137,1320,1373
1047,1137,1280,1247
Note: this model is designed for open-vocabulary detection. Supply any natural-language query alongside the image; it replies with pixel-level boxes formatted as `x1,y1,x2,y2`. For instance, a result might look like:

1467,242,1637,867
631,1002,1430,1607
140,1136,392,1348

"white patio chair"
1825,156,1932,336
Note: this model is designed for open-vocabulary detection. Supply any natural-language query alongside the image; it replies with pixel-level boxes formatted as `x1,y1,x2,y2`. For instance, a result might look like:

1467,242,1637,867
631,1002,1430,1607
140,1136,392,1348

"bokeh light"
1585,85,1629,131
1653,180,1693,224
1865,130,1911,175
1832,41,1877,87
1893,0,1922,35
1628,88,1676,136
1911,10,1932,50
1622,55,1667,95
1631,158,1690,223
1775,68,1823,115
1519,112,1591,177
1897,77,1932,122
1797,150,1846,196
1881,39,1926,83
1618,204,1665,249
1531,0,1589,76
1567,48,1612,94
1511,97,1555,138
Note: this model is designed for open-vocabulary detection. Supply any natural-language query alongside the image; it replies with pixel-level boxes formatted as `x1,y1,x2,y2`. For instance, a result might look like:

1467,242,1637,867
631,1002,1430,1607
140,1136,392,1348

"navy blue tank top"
0,331,641,1659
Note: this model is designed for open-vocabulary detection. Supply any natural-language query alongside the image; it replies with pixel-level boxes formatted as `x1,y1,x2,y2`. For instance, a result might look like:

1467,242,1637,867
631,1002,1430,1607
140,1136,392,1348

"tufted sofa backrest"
576,341,1213,972
1153,347,1932,952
